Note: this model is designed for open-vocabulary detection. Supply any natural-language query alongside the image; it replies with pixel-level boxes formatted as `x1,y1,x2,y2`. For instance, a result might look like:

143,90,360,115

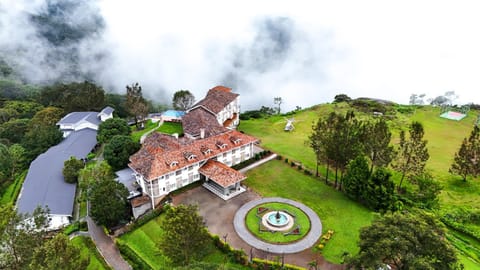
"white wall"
48,214,71,230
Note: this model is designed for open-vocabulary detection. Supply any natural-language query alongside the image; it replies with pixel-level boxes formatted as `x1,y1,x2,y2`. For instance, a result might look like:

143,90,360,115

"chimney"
200,128,205,139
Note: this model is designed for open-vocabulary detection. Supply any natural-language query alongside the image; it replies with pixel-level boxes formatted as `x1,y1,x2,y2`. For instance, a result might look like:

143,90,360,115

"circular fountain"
261,210,294,231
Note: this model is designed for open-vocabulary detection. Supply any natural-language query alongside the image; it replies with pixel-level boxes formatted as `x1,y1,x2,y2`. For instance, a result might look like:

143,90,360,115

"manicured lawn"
71,236,110,270
244,159,374,263
118,215,250,269
240,104,480,267
130,120,160,142
245,202,310,244
0,171,26,205
157,121,183,135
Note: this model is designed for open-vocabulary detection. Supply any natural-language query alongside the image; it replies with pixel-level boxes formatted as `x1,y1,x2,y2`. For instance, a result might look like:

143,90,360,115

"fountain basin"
261,210,294,232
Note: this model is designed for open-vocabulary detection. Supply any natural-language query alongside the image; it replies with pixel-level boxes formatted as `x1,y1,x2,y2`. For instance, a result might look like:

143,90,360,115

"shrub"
285,158,289,163
276,155,282,160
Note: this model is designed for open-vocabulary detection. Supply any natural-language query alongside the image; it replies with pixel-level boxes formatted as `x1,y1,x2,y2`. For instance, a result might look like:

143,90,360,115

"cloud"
1,0,480,110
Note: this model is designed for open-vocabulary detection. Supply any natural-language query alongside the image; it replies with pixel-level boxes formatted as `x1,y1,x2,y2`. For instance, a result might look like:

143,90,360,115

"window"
176,170,182,176
232,148,237,154
188,165,193,171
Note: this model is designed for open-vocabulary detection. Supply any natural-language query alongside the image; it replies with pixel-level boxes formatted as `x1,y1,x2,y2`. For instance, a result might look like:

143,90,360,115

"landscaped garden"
245,202,310,244
240,103,480,267
244,159,374,263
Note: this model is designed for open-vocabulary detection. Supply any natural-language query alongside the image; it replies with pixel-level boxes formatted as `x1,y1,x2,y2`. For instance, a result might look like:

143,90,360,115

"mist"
1,0,480,111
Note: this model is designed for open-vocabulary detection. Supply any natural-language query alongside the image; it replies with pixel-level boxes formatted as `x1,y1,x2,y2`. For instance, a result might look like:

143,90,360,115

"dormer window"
216,140,227,149
200,145,212,155
183,151,197,161
167,161,178,168
230,136,241,145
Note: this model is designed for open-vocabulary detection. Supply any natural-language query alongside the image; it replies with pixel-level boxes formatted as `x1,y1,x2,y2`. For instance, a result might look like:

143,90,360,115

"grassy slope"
71,236,110,270
245,159,374,263
119,215,250,269
0,171,27,205
239,104,480,267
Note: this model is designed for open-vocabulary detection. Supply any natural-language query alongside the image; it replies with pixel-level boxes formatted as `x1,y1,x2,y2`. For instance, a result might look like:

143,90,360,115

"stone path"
87,216,132,270
234,197,322,254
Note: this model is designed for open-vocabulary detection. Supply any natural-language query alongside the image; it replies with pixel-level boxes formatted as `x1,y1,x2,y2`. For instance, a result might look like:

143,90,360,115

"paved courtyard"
173,186,345,270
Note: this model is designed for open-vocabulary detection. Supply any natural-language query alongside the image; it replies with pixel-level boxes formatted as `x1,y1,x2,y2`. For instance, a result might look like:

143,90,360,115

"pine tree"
450,125,480,181
392,121,429,191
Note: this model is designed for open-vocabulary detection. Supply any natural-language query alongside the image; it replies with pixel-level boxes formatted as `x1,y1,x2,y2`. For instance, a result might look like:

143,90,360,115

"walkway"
87,216,132,270
233,197,322,254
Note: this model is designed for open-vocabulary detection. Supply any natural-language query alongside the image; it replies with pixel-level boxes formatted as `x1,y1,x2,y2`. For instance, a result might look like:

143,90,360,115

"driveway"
173,186,345,270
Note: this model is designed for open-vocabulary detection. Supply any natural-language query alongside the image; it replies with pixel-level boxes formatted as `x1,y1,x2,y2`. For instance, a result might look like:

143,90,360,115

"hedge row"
116,240,151,270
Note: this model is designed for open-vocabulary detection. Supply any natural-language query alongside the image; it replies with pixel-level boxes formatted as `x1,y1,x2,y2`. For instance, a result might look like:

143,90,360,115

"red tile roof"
129,130,257,181
191,86,239,114
199,160,246,187
182,107,227,138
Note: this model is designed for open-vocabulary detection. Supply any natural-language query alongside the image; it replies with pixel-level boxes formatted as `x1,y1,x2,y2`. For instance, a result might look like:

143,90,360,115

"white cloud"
1,0,479,110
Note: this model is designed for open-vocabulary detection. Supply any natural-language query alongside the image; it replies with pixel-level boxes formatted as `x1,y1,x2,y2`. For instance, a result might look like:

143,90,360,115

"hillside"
239,102,480,267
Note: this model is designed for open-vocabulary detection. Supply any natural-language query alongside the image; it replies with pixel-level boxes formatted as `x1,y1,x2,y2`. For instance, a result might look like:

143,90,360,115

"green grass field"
130,119,160,142
240,104,480,267
157,121,183,135
71,236,110,270
244,160,374,263
118,215,250,269
245,202,310,244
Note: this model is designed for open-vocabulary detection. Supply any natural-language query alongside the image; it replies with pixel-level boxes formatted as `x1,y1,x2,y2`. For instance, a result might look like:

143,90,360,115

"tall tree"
343,156,370,201
28,106,64,128
406,172,442,209
172,90,195,111
273,97,283,114
96,118,130,144
348,211,459,270
22,125,63,162
363,119,394,174
8,144,27,178
0,205,49,270
450,125,480,181
89,176,129,228
62,156,84,183
331,111,364,188
29,234,89,270
125,82,148,129
363,168,396,211
103,135,139,171
392,121,429,191
309,116,333,179
159,204,211,266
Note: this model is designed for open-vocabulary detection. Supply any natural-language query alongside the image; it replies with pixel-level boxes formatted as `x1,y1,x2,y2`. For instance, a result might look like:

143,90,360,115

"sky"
1,0,479,111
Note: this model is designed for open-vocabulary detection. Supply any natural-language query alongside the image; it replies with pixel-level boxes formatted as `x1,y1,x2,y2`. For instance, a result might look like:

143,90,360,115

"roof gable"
190,86,238,114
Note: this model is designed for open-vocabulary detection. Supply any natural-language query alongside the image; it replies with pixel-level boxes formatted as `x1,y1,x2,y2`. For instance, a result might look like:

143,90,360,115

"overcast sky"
1,0,479,111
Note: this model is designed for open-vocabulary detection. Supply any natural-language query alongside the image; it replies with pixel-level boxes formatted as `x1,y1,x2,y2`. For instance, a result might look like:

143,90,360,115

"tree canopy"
392,121,430,190
348,211,459,270
125,82,148,128
0,205,49,270
40,81,106,113
450,125,480,181
159,204,212,266
29,233,89,270
172,90,195,111
89,173,130,228
62,156,84,183
97,118,130,144
103,135,139,171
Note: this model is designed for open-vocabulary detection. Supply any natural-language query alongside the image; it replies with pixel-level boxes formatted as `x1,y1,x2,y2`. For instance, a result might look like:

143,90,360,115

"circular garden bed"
245,202,311,244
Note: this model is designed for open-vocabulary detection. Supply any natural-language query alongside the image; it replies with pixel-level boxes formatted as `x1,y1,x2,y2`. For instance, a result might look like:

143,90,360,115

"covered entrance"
199,160,246,200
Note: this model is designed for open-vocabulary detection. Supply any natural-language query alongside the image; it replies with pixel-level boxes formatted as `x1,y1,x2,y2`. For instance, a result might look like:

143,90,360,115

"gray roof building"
17,129,98,217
